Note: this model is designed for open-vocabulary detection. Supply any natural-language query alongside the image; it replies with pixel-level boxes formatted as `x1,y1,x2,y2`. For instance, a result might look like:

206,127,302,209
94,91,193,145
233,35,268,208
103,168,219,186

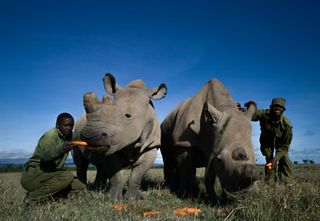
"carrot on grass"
113,204,128,210
143,211,160,216
174,207,201,217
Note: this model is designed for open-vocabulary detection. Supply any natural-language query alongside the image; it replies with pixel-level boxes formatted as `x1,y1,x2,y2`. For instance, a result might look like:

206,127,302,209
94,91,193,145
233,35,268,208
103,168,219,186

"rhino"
73,73,167,200
160,78,259,200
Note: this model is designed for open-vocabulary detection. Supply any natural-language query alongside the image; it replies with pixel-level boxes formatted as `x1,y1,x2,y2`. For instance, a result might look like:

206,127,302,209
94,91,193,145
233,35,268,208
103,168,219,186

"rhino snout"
232,147,249,161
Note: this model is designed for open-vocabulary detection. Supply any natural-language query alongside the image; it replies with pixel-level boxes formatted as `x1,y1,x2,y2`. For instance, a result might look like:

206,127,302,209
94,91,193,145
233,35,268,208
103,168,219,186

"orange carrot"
186,208,201,214
73,141,88,147
175,210,187,217
175,207,201,216
266,163,272,170
113,204,128,210
143,211,160,216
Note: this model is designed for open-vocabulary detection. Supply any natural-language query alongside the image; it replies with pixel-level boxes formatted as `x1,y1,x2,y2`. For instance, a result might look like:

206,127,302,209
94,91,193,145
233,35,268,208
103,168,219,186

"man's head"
269,97,286,118
56,112,74,140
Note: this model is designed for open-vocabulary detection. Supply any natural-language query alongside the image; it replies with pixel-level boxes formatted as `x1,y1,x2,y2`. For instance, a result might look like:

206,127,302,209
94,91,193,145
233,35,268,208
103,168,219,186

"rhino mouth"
217,164,260,200
223,182,259,200
82,143,111,153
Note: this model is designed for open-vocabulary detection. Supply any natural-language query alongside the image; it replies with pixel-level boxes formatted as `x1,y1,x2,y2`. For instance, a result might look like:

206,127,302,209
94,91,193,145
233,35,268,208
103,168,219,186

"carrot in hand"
73,140,88,147
265,162,272,170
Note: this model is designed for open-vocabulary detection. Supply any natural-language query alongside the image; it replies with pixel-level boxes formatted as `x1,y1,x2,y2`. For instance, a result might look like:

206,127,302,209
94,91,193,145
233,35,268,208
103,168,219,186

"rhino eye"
125,113,132,118
216,153,222,161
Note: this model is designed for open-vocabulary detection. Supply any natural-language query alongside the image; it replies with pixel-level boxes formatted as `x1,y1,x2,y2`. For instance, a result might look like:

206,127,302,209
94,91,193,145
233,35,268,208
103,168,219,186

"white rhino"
73,73,167,200
160,78,259,200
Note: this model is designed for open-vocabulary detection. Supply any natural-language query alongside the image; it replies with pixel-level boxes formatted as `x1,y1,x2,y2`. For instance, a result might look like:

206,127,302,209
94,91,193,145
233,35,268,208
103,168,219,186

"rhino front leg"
109,170,125,200
176,148,197,198
125,148,157,201
103,154,126,201
204,161,218,202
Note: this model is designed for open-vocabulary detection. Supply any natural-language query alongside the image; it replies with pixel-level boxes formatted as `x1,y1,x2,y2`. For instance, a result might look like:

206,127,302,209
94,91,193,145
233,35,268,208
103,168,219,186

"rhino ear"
103,73,122,95
149,83,167,100
83,92,102,113
204,101,223,123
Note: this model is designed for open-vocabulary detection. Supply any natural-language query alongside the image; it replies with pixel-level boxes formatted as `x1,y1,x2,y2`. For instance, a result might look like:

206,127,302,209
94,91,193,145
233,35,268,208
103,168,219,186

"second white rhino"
160,78,259,200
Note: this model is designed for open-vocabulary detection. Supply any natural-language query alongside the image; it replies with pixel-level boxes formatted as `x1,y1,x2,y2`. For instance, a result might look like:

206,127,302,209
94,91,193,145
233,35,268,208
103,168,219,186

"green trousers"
262,147,292,183
20,166,86,202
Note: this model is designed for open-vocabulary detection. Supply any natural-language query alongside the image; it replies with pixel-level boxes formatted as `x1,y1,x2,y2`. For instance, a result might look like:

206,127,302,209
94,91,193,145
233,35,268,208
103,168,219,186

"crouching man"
20,113,86,206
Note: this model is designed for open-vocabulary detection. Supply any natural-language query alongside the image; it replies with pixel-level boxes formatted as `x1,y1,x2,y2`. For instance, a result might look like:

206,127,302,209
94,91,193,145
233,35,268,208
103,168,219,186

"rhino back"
162,79,233,149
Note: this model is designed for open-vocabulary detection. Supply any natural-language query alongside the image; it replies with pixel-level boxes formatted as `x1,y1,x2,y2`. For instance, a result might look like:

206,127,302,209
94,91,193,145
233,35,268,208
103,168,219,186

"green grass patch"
1,165,319,220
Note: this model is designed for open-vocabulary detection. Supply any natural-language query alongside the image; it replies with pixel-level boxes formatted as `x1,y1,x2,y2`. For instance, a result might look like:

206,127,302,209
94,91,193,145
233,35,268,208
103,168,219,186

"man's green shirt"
25,128,80,170
252,109,293,161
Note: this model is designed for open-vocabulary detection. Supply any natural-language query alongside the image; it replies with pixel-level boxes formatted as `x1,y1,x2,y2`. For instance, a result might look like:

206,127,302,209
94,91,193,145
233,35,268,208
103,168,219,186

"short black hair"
56,112,74,124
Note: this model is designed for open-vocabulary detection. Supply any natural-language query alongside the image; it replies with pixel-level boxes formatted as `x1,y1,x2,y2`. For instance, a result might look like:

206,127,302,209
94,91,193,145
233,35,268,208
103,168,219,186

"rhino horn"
208,79,234,108
103,73,122,95
204,101,223,123
102,95,113,105
83,92,102,113
149,83,167,100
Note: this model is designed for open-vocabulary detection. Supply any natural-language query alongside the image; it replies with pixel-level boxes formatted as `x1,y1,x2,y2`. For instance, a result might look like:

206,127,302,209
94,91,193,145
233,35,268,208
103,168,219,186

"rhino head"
203,85,259,198
80,73,167,155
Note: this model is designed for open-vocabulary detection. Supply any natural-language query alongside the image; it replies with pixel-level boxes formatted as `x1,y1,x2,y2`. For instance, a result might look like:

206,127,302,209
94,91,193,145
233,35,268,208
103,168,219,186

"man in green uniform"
246,98,293,183
20,112,86,206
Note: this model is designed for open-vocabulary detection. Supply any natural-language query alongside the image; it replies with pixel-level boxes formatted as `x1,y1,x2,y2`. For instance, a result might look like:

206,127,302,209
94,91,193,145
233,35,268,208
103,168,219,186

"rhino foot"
109,187,124,201
124,190,144,201
203,193,220,205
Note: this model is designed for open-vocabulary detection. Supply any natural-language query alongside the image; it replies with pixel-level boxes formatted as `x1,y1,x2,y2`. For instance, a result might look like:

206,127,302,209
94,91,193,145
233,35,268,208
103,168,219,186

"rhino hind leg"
93,166,109,190
72,148,89,185
125,148,158,201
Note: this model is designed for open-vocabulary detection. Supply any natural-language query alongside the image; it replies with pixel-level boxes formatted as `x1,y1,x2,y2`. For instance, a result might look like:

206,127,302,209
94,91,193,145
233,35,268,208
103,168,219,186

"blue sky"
0,0,319,164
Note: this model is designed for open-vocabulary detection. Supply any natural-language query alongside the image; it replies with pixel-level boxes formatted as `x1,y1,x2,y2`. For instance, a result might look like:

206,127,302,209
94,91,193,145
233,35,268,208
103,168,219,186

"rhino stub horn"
204,102,223,123
149,83,167,100
102,95,113,105
83,92,102,113
103,73,122,95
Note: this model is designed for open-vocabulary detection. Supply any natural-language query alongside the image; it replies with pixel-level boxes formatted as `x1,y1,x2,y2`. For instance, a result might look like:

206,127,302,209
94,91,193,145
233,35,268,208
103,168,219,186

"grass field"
1,165,319,221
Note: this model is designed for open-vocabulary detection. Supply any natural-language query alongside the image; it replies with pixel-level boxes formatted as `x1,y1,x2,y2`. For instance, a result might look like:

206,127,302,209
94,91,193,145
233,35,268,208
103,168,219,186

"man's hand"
63,141,78,153
271,159,278,169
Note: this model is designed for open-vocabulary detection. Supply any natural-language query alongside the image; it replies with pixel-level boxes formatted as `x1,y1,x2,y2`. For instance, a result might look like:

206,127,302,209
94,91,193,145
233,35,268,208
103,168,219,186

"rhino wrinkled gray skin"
74,73,167,200
160,78,259,200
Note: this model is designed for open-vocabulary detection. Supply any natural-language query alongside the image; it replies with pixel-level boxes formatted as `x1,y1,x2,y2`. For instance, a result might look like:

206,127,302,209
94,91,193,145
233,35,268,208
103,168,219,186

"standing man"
246,98,293,183
21,112,86,206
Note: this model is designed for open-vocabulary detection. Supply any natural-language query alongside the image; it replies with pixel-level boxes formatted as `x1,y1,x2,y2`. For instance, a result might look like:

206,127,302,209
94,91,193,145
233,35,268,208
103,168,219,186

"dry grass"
1,165,320,221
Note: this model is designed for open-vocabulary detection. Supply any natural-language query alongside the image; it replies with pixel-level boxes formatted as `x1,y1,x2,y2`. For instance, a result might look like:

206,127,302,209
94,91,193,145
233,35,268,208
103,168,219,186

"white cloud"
0,149,32,159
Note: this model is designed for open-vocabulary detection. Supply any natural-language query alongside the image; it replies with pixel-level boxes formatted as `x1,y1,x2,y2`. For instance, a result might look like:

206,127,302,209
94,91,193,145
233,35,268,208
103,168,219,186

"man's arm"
274,126,293,161
251,109,266,122
38,134,65,161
